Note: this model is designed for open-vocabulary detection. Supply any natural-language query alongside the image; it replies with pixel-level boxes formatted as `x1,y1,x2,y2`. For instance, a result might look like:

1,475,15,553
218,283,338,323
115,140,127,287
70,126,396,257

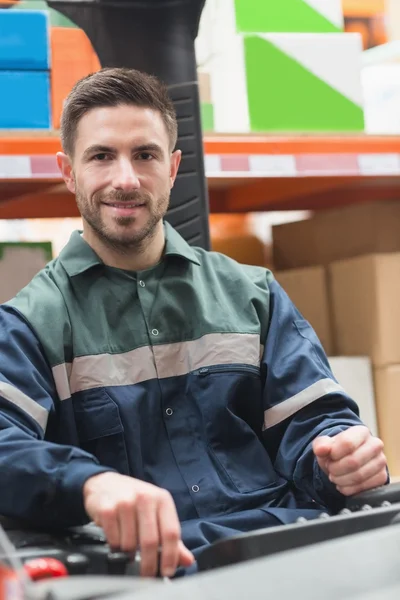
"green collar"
163,221,201,266
59,221,201,277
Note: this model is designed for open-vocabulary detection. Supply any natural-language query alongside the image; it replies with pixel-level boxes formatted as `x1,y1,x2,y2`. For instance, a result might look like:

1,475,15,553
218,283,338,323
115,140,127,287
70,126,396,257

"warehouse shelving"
1,132,400,218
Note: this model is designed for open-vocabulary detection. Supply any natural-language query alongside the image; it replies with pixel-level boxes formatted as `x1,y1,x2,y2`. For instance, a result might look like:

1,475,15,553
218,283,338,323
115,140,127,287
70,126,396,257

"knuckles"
345,455,362,472
141,536,159,551
98,505,117,520
162,527,180,542
371,437,385,454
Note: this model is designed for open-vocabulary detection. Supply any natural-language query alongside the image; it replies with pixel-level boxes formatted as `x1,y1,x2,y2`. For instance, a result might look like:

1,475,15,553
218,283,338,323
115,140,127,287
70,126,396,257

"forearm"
269,395,364,511
262,279,367,510
0,418,114,529
293,423,355,512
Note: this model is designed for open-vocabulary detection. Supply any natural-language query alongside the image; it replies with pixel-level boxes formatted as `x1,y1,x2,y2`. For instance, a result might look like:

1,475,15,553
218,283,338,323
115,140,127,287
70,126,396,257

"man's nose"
112,158,140,192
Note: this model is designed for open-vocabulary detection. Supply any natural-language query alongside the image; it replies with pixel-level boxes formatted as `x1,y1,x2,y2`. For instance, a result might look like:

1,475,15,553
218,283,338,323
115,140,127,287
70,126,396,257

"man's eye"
93,153,110,161
138,153,153,161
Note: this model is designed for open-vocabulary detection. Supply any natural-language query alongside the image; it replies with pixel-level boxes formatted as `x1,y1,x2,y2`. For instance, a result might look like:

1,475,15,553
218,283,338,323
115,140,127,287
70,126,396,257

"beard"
75,187,170,254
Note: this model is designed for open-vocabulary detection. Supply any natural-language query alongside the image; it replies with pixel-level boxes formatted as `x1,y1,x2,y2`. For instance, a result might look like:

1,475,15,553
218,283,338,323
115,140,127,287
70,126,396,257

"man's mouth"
105,202,145,208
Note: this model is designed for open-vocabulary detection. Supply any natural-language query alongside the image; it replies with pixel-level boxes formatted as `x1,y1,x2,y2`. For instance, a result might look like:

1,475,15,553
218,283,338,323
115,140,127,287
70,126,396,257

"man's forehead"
75,105,168,147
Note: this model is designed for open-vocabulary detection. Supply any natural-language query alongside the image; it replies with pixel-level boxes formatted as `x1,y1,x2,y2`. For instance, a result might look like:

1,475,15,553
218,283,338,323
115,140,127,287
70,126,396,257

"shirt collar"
58,231,103,277
59,221,201,277
163,221,201,266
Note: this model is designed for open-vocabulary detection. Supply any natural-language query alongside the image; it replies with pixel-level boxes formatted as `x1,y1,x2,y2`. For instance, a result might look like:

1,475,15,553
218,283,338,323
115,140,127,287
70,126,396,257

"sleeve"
261,278,365,512
0,305,114,529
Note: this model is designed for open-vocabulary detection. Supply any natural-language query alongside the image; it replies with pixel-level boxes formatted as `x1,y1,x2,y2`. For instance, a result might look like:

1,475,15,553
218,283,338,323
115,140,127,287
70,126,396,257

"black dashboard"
1,484,400,600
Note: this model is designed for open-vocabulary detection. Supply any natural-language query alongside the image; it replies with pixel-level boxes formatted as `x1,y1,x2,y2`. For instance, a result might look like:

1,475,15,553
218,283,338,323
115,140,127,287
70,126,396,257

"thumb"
313,435,333,458
178,541,195,567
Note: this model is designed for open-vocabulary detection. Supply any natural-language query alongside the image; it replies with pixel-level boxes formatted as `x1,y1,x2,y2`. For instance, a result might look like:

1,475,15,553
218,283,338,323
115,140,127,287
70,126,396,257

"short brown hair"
60,67,178,156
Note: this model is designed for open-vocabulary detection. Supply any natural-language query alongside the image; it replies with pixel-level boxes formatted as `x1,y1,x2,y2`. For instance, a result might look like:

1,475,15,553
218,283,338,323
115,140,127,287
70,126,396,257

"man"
0,68,387,579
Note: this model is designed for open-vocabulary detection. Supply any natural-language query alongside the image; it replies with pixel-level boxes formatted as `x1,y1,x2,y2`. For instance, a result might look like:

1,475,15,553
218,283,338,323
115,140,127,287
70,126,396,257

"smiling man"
58,73,181,272
0,68,388,579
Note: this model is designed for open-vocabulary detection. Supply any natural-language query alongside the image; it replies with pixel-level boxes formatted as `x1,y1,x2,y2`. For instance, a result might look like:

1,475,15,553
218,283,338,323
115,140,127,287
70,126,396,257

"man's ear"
57,152,76,194
170,149,182,188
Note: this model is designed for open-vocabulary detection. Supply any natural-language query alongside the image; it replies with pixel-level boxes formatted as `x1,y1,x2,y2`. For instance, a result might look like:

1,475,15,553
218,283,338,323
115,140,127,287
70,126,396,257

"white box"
328,356,378,436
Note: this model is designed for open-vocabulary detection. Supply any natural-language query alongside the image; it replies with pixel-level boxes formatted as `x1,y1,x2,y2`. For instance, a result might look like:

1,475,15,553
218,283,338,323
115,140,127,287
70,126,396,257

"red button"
23,558,68,581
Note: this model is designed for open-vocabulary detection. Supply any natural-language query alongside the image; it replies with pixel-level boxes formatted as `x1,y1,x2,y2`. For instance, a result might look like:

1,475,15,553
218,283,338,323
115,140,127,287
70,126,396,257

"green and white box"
196,0,344,59
231,0,344,34
209,33,365,133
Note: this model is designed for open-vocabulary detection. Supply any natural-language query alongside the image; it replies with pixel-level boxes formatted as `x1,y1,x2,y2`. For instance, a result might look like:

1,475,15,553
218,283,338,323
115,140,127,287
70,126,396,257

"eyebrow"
82,143,164,161
134,143,164,156
82,145,115,161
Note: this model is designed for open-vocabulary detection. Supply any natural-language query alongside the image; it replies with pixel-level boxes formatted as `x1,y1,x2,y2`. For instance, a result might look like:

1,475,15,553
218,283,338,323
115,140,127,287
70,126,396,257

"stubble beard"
76,187,170,255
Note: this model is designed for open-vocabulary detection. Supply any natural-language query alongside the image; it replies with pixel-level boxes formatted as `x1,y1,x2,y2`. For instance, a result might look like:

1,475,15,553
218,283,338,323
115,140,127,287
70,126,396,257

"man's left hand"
312,426,388,496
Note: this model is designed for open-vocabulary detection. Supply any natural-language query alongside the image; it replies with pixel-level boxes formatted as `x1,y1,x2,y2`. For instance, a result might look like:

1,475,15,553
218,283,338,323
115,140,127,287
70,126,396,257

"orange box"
51,27,101,130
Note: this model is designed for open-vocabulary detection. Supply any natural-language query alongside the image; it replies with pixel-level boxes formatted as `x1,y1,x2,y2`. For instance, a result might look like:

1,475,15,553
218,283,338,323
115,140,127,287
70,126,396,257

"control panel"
0,522,142,579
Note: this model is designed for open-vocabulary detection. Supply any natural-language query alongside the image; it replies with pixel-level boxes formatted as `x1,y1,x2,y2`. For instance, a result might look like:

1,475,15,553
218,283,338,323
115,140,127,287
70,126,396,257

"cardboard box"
0,242,52,304
212,235,267,267
273,200,400,270
328,357,378,436
330,253,400,367
275,266,334,354
273,218,317,270
374,365,400,477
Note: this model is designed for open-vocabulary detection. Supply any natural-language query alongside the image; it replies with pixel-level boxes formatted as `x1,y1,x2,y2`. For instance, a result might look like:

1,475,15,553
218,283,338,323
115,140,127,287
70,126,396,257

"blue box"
0,71,51,129
0,10,50,70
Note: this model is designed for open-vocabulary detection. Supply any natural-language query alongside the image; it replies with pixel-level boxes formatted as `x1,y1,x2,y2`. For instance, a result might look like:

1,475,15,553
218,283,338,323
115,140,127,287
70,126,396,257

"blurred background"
0,0,400,478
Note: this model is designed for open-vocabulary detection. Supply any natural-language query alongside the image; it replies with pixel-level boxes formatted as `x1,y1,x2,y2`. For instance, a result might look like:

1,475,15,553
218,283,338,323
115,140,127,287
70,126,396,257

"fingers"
98,505,121,550
82,473,192,578
328,436,384,480
137,494,160,578
331,452,387,488
313,427,388,497
312,436,333,458
158,491,182,577
313,436,334,476
337,469,389,497
315,454,331,477
329,426,370,462
119,500,138,554
178,540,195,567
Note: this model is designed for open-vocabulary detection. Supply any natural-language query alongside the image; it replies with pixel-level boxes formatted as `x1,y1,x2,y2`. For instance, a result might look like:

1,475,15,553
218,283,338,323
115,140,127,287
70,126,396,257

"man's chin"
102,226,151,248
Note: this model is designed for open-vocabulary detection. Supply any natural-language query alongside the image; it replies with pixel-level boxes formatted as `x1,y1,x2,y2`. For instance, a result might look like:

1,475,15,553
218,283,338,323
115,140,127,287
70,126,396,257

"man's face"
58,104,181,250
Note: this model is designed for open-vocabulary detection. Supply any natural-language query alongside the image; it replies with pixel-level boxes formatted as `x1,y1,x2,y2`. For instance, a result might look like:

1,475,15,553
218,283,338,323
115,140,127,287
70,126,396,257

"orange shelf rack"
1,132,400,218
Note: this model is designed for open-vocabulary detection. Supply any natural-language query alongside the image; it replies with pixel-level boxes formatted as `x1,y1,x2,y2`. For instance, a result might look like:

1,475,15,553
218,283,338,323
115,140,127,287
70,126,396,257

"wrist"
83,471,115,499
314,458,346,511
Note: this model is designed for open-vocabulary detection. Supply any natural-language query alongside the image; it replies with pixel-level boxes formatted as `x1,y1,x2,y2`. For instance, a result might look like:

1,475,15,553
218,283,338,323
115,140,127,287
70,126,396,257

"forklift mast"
47,0,211,250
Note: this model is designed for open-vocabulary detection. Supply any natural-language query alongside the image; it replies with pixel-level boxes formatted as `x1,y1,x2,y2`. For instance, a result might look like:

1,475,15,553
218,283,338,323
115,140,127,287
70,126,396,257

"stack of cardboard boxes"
273,200,400,475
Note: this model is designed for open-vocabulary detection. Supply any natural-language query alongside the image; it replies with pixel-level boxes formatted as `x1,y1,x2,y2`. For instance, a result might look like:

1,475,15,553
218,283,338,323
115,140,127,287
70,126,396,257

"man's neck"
82,222,165,272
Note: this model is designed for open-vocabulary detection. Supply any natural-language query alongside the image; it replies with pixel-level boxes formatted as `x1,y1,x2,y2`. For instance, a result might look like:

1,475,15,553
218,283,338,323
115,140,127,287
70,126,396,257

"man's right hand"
83,472,195,578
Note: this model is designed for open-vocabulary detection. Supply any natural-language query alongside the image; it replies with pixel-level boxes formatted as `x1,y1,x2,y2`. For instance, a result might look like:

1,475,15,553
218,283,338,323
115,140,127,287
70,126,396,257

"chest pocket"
194,365,277,493
72,388,130,475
